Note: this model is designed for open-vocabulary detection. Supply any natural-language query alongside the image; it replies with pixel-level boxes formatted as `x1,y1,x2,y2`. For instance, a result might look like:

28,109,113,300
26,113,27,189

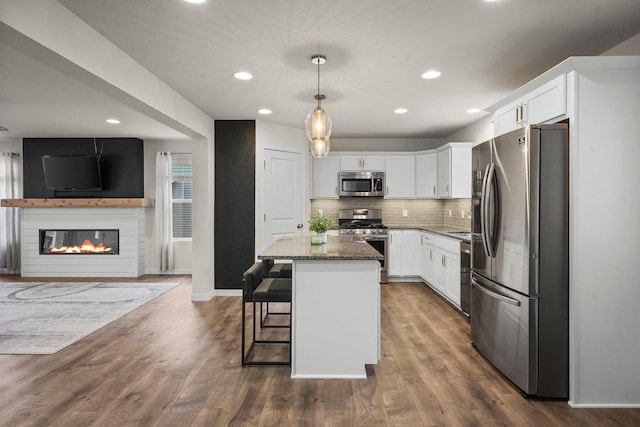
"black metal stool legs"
242,300,291,366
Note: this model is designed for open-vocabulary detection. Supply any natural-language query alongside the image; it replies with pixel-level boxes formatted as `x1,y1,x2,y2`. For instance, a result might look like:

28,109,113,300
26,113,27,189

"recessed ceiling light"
258,108,272,115
233,71,253,80
106,118,120,124
421,70,442,79
466,108,481,114
183,0,207,4
394,108,408,114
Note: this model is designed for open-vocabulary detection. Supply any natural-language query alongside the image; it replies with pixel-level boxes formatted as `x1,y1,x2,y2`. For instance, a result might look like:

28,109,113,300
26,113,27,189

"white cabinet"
340,155,385,171
388,229,421,277
437,149,451,197
436,145,472,199
419,232,436,285
494,74,567,137
385,155,415,199
415,153,438,198
312,155,340,199
403,230,421,276
387,230,403,276
433,235,461,307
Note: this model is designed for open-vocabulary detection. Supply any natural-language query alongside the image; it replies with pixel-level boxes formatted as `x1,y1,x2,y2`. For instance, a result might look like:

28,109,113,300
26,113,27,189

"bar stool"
260,259,292,328
241,262,291,366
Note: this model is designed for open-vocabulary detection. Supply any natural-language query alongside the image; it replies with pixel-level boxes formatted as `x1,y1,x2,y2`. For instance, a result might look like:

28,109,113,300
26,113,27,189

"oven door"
362,237,387,283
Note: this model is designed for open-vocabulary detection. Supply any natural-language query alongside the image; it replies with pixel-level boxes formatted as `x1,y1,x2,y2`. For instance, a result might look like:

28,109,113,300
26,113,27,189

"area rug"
0,281,180,355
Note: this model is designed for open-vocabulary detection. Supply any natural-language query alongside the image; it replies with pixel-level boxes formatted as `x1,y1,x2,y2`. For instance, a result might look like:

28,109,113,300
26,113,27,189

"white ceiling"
2,0,640,141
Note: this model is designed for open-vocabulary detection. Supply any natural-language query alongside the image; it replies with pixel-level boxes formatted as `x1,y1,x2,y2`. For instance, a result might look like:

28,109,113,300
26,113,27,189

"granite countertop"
258,235,384,261
385,224,472,243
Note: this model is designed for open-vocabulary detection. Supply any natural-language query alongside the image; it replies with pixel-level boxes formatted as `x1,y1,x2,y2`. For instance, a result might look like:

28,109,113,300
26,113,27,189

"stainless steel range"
338,208,388,283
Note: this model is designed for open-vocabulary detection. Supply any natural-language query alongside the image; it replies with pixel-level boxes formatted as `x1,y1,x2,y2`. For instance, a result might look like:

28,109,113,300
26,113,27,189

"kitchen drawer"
435,235,459,254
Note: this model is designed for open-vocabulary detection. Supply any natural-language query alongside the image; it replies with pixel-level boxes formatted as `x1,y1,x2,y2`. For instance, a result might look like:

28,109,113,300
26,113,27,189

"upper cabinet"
385,155,415,199
310,146,470,200
415,153,438,198
437,149,451,197
437,145,472,199
494,74,567,137
312,155,340,199
340,155,385,171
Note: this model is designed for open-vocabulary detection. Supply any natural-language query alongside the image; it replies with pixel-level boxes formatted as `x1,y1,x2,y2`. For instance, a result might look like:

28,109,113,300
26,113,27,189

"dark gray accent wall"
214,121,255,290
23,138,144,198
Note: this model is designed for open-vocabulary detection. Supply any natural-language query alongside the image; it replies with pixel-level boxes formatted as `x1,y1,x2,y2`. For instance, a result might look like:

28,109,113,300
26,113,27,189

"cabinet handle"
335,186,338,195
516,103,526,126
446,184,449,193
443,256,447,268
433,185,436,195
430,249,432,261
386,186,389,196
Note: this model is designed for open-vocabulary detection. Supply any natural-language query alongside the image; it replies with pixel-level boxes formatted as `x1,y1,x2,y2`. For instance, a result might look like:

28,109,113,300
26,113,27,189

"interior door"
491,129,530,295
263,149,304,249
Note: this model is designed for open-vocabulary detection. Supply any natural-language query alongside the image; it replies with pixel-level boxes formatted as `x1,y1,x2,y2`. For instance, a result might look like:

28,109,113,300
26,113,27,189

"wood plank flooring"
1,275,639,426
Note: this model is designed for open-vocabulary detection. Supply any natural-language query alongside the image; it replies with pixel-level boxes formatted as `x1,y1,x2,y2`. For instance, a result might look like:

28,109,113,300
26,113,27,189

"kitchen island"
259,235,383,379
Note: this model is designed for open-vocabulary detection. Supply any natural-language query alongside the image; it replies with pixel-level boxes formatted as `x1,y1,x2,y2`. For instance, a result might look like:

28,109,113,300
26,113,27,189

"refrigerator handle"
471,277,521,306
486,163,498,258
480,163,494,257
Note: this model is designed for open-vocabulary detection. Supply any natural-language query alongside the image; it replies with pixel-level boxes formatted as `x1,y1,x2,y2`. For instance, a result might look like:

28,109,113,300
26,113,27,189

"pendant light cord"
316,6,321,109
317,59,321,108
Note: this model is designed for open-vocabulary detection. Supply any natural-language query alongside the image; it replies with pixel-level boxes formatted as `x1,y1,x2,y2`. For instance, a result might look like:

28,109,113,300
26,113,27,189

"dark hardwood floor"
1,275,639,426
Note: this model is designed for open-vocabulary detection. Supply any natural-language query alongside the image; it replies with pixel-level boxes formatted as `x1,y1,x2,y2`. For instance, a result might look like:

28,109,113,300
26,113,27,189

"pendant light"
305,54,332,158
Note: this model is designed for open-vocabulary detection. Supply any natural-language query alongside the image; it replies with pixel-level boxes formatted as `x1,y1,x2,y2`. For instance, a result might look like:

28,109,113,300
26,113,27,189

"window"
171,154,192,239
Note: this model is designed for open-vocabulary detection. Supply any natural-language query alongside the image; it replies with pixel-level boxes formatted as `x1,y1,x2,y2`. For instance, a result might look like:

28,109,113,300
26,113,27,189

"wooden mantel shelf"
0,198,155,208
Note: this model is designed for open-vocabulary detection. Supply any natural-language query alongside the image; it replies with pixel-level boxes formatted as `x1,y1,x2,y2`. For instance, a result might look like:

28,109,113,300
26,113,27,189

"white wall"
144,140,194,274
255,121,308,255
445,115,493,144
332,137,444,152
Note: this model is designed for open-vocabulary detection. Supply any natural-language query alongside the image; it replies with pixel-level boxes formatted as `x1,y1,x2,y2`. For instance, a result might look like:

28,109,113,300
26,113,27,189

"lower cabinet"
391,230,463,309
419,232,436,284
434,248,461,307
388,230,403,276
388,229,421,277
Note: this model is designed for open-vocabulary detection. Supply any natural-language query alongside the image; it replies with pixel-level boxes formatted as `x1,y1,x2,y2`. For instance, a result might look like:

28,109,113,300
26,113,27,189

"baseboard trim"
212,289,242,297
191,290,216,301
145,268,193,275
568,401,640,408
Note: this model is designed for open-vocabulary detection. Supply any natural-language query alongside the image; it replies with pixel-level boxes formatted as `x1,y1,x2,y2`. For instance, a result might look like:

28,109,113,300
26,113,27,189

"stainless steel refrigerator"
471,124,569,398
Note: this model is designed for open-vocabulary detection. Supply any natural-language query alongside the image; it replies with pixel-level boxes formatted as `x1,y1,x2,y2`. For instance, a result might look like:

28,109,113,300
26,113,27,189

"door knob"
297,224,304,229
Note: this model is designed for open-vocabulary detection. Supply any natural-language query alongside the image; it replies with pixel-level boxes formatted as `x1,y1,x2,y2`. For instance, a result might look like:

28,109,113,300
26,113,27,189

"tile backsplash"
310,198,471,230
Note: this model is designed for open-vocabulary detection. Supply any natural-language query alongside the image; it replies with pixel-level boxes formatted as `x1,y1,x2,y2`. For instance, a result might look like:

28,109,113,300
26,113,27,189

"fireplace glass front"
39,229,119,255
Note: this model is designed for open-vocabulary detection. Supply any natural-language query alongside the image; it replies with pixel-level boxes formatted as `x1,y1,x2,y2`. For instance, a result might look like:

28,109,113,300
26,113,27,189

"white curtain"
0,152,21,273
155,152,174,271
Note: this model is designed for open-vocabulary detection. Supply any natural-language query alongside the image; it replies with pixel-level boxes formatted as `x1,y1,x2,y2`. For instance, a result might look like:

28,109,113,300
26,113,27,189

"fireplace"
39,229,119,255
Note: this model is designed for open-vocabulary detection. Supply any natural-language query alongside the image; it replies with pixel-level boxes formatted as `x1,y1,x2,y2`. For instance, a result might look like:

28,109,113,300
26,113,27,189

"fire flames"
48,239,113,254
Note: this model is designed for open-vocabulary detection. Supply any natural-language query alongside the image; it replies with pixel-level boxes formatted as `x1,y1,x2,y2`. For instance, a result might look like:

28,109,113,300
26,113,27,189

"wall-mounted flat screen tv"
42,155,103,191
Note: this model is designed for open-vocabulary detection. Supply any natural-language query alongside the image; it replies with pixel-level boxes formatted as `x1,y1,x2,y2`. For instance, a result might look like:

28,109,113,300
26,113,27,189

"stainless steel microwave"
339,171,385,197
